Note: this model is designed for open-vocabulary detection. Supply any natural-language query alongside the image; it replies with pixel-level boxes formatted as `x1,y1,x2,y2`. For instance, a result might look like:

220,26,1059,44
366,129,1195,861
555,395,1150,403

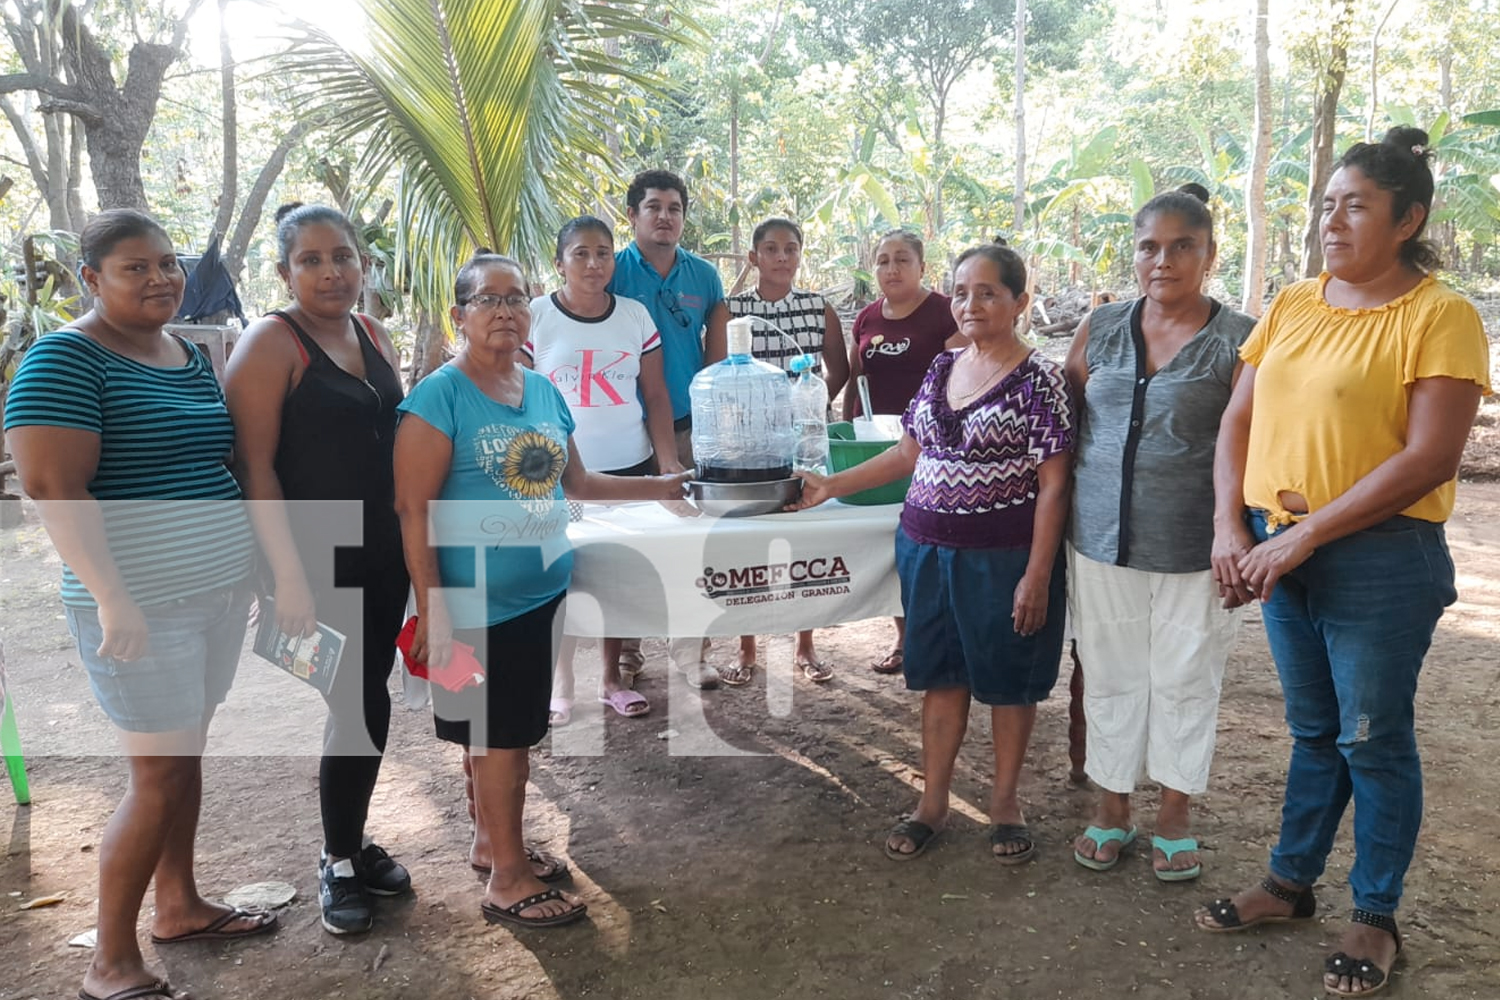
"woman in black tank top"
224,204,411,937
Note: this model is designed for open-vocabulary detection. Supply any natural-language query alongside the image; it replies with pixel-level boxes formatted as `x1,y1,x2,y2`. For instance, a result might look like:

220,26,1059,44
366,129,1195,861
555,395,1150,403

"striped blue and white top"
3,331,256,608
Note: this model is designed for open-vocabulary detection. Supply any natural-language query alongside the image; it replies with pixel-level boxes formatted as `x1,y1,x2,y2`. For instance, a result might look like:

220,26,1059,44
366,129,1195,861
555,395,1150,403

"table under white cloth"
562,500,904,638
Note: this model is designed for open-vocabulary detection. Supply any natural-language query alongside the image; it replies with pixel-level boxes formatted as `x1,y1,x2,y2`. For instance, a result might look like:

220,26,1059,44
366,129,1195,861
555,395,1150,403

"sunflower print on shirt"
474,422,569,515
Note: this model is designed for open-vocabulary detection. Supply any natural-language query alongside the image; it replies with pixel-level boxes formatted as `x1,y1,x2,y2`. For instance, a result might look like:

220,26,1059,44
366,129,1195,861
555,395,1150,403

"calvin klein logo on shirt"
546,350,633,407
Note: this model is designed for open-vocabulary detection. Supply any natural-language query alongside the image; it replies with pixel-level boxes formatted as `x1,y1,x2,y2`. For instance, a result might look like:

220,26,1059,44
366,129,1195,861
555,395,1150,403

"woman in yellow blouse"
1196,127,1489,998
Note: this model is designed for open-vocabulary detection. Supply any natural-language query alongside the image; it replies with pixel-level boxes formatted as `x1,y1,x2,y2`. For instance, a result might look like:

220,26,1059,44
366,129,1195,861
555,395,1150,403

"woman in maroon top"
843,229,965,673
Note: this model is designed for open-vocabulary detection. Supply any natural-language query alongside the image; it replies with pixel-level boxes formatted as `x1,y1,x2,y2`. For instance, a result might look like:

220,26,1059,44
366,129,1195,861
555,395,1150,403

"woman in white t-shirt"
523,216,682,722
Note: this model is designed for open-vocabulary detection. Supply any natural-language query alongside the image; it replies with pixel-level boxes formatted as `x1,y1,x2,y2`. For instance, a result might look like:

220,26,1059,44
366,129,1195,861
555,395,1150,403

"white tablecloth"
562,500,904,638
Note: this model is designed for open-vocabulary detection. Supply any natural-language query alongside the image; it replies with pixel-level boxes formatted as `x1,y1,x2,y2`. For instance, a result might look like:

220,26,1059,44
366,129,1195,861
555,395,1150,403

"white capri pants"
1066,544,1240,795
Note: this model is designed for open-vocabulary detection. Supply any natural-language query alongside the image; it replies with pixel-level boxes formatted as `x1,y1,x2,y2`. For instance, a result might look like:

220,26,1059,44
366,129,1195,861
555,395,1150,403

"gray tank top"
1069,297,1255,573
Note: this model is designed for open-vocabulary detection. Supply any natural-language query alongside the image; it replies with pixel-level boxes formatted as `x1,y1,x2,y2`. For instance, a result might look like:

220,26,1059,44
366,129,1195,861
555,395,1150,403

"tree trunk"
1300,0,1353,279
1366,0,1400,142
28,0,204,211
1242,0,1272,316
1069,201,1080,285
0,0,78,235
1439,48,1453,110
225,119,316,280
212,0,237,240
729,82,741,259
931,88,947,237
65,113,83,232
409,309,449,387
1012,0,1026,233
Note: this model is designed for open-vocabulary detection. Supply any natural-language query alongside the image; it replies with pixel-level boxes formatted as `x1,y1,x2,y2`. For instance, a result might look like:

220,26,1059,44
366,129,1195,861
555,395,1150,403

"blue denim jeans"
1249,510,1455,915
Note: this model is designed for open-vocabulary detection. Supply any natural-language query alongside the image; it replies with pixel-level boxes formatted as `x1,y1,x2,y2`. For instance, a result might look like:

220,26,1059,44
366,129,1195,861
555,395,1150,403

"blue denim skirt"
895,527,1065,706
65,585,252,733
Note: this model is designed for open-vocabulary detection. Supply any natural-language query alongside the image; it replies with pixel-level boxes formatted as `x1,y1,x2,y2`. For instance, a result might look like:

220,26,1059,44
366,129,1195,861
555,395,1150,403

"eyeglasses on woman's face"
462,293,531,314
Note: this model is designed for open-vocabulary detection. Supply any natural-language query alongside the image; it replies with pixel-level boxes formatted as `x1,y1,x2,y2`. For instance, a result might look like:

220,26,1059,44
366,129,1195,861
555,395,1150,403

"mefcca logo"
696,556,853,601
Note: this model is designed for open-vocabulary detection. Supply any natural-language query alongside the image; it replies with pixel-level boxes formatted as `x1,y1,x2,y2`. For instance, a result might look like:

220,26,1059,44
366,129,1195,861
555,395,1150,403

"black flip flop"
884,818,939,861
480,888,587,928
149,908,277,945
79,979,176,1000
989,823,1037,865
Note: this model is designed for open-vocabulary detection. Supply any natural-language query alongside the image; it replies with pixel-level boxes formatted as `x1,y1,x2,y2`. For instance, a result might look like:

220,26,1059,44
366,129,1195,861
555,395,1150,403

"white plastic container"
789,355,830,475
852,414,904,441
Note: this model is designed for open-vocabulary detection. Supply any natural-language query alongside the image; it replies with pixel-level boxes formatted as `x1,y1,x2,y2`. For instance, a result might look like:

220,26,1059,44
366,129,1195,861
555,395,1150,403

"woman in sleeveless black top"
224,205,410,937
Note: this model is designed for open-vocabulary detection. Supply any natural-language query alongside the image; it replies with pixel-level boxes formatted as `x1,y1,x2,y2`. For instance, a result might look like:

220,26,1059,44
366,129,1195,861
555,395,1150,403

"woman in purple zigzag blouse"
794,243,1074,866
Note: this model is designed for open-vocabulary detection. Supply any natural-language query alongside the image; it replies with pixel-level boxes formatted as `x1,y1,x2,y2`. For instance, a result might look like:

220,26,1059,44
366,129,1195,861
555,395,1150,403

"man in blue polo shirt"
609,169,728,465
608,169,727,690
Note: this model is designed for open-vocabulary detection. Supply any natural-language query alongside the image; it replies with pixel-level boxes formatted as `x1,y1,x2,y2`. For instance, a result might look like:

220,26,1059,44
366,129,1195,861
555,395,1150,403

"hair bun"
273,202,305,224
1176,182,1211,205
474,246,494,256
1383,125,1432,159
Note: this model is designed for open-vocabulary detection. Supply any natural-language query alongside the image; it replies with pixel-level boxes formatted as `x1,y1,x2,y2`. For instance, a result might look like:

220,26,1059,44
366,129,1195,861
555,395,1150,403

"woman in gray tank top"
1063,185,1254,882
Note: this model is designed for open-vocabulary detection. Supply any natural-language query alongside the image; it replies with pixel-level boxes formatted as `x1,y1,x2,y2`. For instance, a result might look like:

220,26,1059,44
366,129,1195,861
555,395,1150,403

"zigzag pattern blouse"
899,349,1074,550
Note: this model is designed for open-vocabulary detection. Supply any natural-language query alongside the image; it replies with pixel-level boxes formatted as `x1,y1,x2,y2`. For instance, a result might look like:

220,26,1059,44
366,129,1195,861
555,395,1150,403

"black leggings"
317,551,411,858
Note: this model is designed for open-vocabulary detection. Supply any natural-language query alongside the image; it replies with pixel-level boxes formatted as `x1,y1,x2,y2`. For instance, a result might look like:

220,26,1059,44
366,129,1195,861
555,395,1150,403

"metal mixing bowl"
688,477,803,517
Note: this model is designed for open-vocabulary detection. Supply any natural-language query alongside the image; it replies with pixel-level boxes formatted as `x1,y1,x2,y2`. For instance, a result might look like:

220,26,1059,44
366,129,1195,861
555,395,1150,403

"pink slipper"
598,689,650,718
549,698,573,727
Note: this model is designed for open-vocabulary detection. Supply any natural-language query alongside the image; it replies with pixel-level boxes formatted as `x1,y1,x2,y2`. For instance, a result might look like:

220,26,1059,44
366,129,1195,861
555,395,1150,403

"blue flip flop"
1074,825,1138,871
1151,835,1202,882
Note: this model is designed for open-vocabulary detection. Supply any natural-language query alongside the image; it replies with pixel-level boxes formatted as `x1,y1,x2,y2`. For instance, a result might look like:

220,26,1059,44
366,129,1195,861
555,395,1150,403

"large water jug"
690,318,795,482
789,355,829,475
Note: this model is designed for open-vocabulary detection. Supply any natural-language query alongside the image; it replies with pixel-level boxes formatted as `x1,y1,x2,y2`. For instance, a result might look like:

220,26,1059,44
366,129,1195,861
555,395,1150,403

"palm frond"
277,0,701,322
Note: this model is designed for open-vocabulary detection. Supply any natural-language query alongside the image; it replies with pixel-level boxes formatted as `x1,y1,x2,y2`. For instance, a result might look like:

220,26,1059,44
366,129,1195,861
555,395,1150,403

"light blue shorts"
64,585,252,733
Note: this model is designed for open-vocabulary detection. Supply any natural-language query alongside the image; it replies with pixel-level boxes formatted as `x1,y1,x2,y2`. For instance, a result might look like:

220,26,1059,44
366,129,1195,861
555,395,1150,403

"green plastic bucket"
827,421,909,506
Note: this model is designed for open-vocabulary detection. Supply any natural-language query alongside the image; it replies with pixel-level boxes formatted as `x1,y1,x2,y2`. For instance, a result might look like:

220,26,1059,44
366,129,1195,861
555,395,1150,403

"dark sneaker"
319,857,372,935
357,842,412,897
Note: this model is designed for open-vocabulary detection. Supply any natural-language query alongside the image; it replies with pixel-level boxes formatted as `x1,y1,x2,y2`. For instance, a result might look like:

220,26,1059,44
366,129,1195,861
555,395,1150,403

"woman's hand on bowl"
655,470,699,518
790,470,834,510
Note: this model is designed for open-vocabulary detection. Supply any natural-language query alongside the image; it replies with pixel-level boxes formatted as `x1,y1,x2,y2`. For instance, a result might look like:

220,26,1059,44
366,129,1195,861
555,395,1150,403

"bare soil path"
3,485,1499,1000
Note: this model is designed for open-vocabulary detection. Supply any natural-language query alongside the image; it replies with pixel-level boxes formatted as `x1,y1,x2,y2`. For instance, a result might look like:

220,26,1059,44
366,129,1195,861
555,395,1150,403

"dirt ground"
2,476,1499,1000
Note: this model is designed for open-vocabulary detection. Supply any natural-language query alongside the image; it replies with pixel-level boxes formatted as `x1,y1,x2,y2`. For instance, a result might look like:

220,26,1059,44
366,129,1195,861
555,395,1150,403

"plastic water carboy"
689,317,795,482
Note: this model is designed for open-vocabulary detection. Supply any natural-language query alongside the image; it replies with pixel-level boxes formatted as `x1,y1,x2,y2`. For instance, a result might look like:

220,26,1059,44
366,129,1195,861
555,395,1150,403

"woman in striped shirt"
5,211,275,1000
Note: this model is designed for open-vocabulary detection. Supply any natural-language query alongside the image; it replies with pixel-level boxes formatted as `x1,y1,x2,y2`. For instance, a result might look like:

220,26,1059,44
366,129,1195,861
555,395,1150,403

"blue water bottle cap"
789,355,813,373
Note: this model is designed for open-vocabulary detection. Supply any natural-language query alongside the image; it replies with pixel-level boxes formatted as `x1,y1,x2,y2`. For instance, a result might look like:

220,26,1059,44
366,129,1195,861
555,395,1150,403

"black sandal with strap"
1325,909,1402,998
1198,875,1316,932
